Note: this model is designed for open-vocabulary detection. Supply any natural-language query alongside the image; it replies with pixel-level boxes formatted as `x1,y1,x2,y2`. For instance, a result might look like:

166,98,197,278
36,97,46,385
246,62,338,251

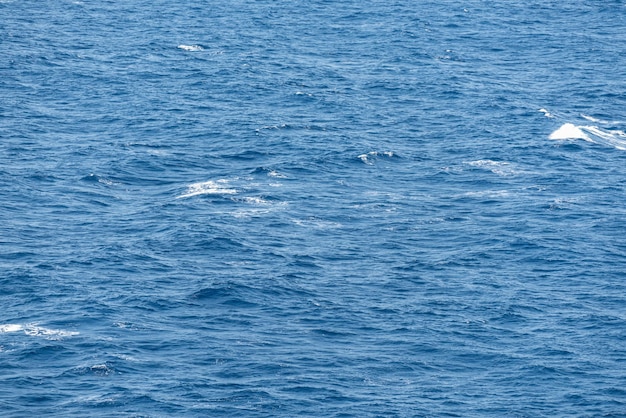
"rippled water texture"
2,1,626,416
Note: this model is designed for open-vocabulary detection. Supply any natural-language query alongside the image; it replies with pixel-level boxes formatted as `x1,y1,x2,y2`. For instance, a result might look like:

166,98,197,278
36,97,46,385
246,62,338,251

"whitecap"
231,199,288,218
0,324,23,333
581,114,605,124
24,325,79,339
549,123,591,141
357,153,373,164
467,159,508,168
581,125,626,150
579,114,626,125
113,353,139,362
267,170,287,178
240,196,271,205
177,180,237,199
466,160,518,176
539,108,554,118
0,323,79,339
462,190,511,199
255,124,288,133
357,151,396,165
88,364,113,376
177,44,204,52
549,197,583,210
549,123,626,150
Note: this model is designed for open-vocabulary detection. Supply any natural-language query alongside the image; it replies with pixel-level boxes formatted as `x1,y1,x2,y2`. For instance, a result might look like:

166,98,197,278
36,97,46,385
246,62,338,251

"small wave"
466,160,518,176
357,151,397,165
267,170,286,178
88,364,114,376
251,167,287,178
177,180,237,199
190,283,259,308
292,217,342,229
239,196,271,205
0,323,79,339
549,123,591,141
255,124,289,133
177,44,204,52
539,108,554,118
113,321,142,330
580,114,626,125
81,173,115,185
549,197,582,210
549,123,626,150
69,363,115,376
461,189,511,199
0,324,22,333
581,114,605,124
231,200,288,219
581,125,626,150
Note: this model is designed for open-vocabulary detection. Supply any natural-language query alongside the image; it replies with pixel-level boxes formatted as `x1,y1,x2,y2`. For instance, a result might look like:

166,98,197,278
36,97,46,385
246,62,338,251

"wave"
539,108,554,118
177,180,238,199
292,217,342,229
466,160,520,176
548,123,591,141
357,151,398,165
238,196,272,205
549,123,626,150
543,109,626,150
580,114,626,126
0,323,79,340
579,125,626,150
176,179,286,218
177,44,203,52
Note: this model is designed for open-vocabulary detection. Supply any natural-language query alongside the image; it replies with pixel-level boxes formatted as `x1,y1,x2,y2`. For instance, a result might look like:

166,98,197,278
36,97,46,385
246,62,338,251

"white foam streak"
0,324,22,333
241,196,270,205
462,190,510,199
292,218,342,229
358,151,395,165
581,114,604,124
579,114,626,125
267,170,287,178
539,108,554,118
177,44,203,51
466,160,519,176
177,180,237,199
0,323,79,339
549,122,626,150
582,125,626,150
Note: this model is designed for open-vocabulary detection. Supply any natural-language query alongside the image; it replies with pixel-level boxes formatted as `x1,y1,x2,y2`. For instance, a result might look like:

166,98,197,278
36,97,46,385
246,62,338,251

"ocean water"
2,1,626,416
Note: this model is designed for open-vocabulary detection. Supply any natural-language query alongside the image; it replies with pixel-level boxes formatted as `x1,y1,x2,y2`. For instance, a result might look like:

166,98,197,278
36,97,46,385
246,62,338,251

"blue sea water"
2,0,626,416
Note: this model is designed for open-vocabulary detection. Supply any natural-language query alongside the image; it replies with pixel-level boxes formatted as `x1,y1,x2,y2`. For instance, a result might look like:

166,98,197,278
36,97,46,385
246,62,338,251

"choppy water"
2,1,626,416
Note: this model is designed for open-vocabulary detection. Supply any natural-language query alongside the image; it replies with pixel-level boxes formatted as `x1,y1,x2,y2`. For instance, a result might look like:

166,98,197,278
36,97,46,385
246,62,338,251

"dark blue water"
2,1,626,416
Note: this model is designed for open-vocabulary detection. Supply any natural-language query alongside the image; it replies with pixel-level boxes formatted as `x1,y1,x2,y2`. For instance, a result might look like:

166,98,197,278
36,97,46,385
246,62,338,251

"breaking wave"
544,110,626,150
0,323,79,340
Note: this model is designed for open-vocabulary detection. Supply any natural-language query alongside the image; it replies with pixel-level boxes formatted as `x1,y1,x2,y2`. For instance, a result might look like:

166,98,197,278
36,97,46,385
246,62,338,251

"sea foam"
549,123,626,150
177,44,203,51
0,323,79,339
177,180,238,199
549,123,591,140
